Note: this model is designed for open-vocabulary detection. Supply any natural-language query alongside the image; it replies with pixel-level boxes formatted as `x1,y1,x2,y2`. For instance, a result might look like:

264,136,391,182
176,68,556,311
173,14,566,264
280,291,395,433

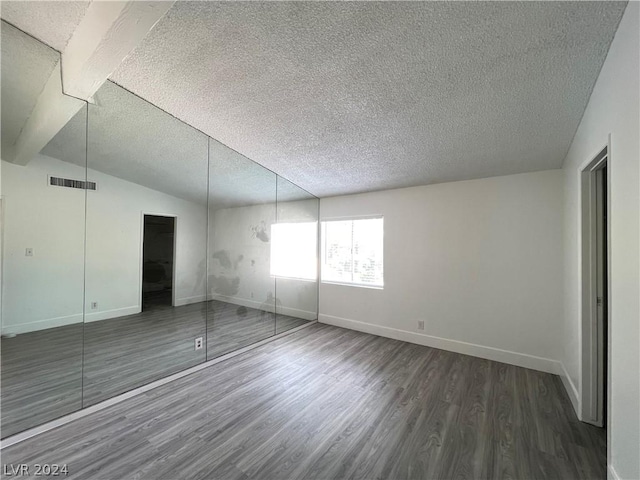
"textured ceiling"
42,81,209,205
0,1,90,52
41,81,313,208
1,21,59,158
109,1,627,197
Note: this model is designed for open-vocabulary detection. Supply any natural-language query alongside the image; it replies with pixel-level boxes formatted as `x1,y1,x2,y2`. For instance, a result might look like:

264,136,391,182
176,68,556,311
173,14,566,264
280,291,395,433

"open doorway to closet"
142,215,176,311
581,146,609,428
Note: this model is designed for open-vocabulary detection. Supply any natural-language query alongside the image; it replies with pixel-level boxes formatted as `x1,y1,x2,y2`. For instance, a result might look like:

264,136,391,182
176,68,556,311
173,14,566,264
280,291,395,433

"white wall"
2,156,85,333
319,169,564,373
1,154,208,334
561,3,639,479
84,161,207,322
209,203,275,309
209,200,318,320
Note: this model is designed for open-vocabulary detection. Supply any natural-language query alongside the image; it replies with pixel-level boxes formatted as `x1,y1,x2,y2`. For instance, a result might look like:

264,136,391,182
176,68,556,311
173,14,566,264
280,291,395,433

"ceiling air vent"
49,176,97,191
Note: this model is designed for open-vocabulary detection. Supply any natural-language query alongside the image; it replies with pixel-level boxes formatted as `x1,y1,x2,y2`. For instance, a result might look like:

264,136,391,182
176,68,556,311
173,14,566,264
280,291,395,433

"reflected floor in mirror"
82,300,208,407
1,300,312,438
207,300,310,359
1,324,605,479
0,324,84,438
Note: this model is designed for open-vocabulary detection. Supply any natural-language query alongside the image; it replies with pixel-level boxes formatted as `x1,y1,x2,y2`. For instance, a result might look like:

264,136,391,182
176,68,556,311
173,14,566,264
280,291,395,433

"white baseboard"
174,295,207,307
212,294,316,320
84,305,141,322
278,306,317,321
608,464,620,480
212,294,270,311
1,313,83,335
1,299,316,336
319,314,563,375
559,362,581,419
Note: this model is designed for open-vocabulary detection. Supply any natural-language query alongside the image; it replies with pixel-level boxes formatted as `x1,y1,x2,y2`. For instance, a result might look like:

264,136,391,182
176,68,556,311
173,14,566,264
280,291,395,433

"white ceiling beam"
62,1,175,100
10,62,84,166
8,0,174,165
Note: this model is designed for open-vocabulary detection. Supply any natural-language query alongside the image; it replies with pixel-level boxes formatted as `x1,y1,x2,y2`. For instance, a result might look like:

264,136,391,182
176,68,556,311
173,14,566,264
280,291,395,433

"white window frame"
320,215,384,289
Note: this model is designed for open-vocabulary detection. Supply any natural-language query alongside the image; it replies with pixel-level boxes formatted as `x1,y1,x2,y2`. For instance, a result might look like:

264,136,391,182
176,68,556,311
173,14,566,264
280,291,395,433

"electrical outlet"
417,320,425,331
91,302,98,310
250,292,254,299
25,248,33,257
195,337,203,350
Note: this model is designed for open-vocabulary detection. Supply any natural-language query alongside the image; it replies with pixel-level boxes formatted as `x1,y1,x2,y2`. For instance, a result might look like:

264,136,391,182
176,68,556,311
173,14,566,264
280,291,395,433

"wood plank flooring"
0,324,83,440
1,300,310,438
1,324,605,479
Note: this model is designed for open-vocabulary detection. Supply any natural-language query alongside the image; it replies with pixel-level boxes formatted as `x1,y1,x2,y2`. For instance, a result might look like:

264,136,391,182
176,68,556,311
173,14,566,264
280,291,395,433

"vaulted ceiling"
1,1,628,197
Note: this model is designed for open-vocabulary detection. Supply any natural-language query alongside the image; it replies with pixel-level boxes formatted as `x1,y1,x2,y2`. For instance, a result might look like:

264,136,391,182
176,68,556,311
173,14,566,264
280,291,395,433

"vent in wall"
49,176,97,191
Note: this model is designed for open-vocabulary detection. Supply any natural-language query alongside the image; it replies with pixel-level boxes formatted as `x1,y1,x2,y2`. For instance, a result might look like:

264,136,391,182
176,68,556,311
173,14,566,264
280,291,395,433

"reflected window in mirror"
270,222,318,281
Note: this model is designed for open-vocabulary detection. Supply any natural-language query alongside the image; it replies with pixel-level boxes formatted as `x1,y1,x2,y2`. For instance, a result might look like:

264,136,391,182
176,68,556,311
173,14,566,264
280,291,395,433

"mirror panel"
274,177,319,334
81,81,209,406
207,139,276,359
1,21,318,439
1,22,86,437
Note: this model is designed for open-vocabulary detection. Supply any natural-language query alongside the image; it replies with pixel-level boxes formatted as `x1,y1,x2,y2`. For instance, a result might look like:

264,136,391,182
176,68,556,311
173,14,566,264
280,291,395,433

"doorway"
580,146,609,428
142,215,176,311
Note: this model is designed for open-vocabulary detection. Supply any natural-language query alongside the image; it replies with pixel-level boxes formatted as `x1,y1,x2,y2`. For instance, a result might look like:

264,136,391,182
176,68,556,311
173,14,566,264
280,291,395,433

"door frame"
139,212,178,309
579,138,611,428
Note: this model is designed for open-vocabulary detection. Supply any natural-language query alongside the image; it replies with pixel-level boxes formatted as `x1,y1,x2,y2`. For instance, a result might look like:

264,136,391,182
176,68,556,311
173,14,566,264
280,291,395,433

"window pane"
322,220,353,283
353,218,384,286
321,217,383,287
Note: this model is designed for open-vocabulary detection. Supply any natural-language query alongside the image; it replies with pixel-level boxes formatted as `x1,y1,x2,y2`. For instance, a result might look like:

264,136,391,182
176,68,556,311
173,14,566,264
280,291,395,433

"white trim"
578,140,610,427
0,314,83,335
559,361,582,418
0,320,317,450
211,293,317,321
8,62,85,166
1,296,313,334
173,295,208,307
139,212,178,309
318,314,563,375
608,464,620,480
61,1,174,100
320,214,384,222
320,280,384,290
84,305,140,322
212,293,271,311
278,306,317,321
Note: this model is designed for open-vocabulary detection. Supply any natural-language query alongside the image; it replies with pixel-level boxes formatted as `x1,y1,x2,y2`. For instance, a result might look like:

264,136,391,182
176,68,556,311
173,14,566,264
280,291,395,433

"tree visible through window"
321,217,383,287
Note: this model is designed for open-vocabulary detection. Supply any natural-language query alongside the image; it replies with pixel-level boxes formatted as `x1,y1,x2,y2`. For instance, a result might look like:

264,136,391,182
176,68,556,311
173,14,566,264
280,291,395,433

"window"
321,217,383,287
270,222,318,281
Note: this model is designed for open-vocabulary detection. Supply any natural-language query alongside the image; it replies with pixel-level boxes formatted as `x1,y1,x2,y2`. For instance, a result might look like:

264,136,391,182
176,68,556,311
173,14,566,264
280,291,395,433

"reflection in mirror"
207,139,276,359
45,81,210,406
1,21,86,438
274,177,319,334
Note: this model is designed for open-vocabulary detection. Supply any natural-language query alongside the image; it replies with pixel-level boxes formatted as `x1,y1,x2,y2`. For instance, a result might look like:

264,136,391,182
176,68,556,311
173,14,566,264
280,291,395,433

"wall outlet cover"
417,320,425,330
195,337,203,350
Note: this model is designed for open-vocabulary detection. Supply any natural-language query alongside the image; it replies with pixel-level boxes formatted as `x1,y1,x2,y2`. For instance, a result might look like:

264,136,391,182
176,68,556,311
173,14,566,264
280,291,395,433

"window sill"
320,280,384,290
271,275,317,282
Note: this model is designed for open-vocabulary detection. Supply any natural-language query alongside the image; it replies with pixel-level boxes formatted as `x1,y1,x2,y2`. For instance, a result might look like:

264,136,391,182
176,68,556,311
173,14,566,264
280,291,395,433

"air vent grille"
49,176,97,191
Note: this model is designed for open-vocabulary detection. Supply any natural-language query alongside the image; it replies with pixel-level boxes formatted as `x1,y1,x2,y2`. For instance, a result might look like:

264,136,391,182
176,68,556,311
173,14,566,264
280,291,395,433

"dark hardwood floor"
0,324,83,440
1,300,310,438
1,324,605,479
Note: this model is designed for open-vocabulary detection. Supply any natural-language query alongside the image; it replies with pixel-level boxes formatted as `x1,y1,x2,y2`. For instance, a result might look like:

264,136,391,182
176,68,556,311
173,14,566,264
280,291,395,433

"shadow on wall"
250,221,270,243
209,250,242,296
